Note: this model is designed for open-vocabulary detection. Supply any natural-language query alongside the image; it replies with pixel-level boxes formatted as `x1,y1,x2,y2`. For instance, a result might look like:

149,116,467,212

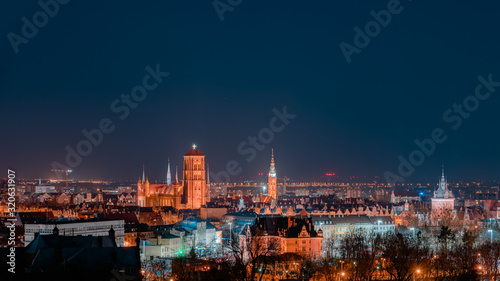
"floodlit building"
241,217,324,259
137,146,210,209
431,167,455,224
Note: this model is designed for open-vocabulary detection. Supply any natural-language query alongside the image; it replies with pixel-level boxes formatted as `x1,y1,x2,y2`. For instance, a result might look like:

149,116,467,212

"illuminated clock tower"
181,144,207,209
268,148,277,200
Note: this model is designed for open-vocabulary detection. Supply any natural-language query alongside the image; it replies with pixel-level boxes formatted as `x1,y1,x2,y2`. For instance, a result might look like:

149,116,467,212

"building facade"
181,146,209,209
431,167,455,224
137,146,210,209
241,217,323,259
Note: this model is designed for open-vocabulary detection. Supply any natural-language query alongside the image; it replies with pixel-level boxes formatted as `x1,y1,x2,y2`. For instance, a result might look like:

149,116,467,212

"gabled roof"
310,214,373,225
97,213,139,224
394,190,420,197
17,212,55,225
26,234,116,253
252,217,319,238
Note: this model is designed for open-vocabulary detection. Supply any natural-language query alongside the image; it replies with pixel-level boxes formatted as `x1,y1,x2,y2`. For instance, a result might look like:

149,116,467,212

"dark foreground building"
0,227,141,281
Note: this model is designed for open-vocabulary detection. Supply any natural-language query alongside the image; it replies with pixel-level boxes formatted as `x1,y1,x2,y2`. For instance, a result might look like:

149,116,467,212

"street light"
413,269,421,281
228,222,233,246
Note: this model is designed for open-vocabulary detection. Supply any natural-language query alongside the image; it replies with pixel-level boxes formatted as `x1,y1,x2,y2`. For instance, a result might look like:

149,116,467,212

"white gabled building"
141,218,221,260
312,214,395,242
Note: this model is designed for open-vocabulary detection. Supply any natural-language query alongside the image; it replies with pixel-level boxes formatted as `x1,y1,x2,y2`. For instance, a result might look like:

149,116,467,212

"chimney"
109,226,116,246
53,226,59,236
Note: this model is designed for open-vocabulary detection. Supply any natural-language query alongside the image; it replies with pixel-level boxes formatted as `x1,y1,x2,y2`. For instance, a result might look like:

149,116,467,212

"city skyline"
4,146,500,183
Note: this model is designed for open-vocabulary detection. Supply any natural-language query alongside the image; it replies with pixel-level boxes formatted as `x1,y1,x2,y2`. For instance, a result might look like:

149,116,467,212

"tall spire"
435,164,453,199
175,166,179,183
167,158,172,186
439,164,446,190
207,162,210,185
268,148,277,200
269,148,276,177
142,164,145,184
207,162,211,201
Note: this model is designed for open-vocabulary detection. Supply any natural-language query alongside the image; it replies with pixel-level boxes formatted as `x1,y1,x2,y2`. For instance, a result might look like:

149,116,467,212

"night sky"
1,1,500,182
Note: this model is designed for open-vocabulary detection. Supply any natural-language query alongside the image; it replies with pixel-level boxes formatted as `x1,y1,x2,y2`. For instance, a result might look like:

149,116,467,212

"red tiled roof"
17,212,55,224
184,149,204,156
394,190,420,197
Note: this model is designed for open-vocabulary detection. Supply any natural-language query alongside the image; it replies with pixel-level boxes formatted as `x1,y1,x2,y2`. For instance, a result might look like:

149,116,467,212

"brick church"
137,145,210,209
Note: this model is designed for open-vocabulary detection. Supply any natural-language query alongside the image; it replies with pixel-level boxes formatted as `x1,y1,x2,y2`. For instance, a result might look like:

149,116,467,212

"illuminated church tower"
268,148,277,200
181,144,207,209
431,166,455,217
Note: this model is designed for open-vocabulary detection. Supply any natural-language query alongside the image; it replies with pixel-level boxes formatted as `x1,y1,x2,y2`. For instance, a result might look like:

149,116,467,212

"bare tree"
315,238,339,281
143,258,171,281
225,227,280,281
479,241,500,281
446,230,479,280
381,232,431,281
339,229,381,281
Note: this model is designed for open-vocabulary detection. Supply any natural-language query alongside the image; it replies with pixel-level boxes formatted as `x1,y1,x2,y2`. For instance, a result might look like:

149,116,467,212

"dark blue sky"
1,1,500,182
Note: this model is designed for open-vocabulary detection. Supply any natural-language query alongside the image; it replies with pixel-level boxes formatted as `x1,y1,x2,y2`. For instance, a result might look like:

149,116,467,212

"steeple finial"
175,166,179,183
167,158,172,186
142,164,145,184
207,162,210,185
192,143,197,150
269,149,276,177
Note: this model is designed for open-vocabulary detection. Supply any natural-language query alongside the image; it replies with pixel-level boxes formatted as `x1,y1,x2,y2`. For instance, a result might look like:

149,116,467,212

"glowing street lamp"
413,269,421,281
